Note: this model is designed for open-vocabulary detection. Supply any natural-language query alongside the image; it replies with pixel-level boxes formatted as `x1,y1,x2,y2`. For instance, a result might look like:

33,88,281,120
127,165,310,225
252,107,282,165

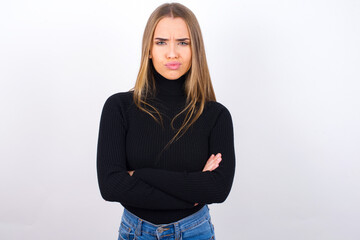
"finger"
212,156,221,163
212,157,221,164
213,159,222,168
211,161,220,170
207,154,214,162
209,154,218,164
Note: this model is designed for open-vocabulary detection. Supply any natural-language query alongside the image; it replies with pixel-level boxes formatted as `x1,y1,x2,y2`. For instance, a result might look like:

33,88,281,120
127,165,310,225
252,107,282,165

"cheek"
152,55,163,67
151,47,163,61
183,49,192,64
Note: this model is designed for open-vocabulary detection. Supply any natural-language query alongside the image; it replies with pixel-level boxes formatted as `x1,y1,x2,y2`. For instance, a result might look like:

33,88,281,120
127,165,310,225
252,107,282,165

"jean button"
158,227,164,233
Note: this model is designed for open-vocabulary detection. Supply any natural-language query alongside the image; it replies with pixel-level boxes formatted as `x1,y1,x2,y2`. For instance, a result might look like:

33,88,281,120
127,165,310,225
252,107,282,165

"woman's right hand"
194,153,222,206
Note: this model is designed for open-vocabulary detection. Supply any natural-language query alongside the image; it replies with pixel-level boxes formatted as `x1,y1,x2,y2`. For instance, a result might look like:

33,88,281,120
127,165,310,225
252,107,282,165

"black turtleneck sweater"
96,69,236,224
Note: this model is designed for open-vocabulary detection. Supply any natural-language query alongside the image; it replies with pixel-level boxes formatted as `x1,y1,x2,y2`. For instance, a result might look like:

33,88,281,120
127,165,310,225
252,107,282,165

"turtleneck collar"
153,67,187,98
148,62,189,106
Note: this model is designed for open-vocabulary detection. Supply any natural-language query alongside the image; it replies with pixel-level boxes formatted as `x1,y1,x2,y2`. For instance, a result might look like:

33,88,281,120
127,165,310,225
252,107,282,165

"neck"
152,67,188,103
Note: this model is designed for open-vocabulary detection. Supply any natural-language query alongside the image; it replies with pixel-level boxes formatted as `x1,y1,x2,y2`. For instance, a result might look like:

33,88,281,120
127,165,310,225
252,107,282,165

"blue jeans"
118,205,216,240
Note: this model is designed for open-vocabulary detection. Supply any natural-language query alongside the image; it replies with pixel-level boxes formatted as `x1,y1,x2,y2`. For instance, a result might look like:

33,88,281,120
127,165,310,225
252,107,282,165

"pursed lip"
165,61,181,66
165,61,181,70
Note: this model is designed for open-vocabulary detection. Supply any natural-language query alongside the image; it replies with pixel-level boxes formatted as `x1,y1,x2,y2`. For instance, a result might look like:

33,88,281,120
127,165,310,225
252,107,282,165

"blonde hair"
130,2,216,153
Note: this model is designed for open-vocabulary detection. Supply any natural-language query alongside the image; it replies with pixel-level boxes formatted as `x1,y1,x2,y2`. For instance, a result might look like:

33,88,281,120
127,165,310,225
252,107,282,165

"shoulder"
99,91,135,128
100,91,134,119
203,100,233,128
205,100,232,118
104,91,134,106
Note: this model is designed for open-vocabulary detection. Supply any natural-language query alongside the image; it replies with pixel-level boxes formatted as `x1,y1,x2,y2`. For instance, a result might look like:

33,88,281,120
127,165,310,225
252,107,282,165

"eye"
155,41,166,45
179,42,189,46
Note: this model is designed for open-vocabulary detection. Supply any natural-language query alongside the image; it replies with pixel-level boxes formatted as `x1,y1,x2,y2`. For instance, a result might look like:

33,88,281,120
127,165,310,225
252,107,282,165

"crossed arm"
127,153,222,177
127,153,223,206
97,96,235,209
129,107,235,204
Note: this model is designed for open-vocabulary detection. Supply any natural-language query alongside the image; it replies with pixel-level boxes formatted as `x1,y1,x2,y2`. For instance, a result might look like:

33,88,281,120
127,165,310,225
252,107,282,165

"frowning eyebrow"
154,37,190,41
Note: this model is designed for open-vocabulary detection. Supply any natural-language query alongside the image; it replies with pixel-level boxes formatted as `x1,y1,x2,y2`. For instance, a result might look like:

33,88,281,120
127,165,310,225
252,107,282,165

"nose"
166,42,178,59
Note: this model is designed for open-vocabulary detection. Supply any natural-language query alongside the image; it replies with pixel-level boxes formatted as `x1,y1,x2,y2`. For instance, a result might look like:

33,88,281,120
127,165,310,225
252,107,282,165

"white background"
1,0,359,239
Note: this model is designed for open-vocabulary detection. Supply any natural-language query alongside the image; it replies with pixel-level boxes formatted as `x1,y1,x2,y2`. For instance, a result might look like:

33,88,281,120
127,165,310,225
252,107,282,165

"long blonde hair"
130,2,216,153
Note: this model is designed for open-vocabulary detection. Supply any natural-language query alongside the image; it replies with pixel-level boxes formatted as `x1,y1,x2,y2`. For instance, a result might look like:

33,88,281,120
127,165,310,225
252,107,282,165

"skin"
149,17,192,80
128,17,223,206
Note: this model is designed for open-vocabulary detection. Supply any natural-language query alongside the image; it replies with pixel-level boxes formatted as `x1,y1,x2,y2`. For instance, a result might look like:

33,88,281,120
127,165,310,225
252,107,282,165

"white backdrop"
1,0,359,239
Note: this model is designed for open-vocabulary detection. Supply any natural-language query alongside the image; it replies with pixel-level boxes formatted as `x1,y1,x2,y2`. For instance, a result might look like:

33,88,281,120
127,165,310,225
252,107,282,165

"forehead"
153,17,190,38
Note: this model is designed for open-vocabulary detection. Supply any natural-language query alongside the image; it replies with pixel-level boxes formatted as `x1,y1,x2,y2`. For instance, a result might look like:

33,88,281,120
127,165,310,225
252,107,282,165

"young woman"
97,3,236,240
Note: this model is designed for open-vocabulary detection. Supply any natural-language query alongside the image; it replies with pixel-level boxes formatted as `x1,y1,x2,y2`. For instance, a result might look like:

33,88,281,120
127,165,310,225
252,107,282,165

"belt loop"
174,222,181,240
135,219,142,236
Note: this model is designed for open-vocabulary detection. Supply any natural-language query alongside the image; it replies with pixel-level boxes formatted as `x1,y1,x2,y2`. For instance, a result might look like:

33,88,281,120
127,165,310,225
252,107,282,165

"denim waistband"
121,205,210,238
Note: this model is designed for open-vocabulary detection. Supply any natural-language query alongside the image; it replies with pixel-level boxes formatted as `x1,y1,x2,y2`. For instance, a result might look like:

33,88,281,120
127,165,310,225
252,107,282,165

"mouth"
165,62,181,70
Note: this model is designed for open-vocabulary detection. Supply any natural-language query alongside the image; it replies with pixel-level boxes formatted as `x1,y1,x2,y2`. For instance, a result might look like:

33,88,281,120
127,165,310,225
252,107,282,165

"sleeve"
132,106,236,204
96,95,196,210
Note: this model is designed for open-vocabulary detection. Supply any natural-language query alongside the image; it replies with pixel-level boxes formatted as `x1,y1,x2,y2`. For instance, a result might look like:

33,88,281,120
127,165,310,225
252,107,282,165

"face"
150,17,192,80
